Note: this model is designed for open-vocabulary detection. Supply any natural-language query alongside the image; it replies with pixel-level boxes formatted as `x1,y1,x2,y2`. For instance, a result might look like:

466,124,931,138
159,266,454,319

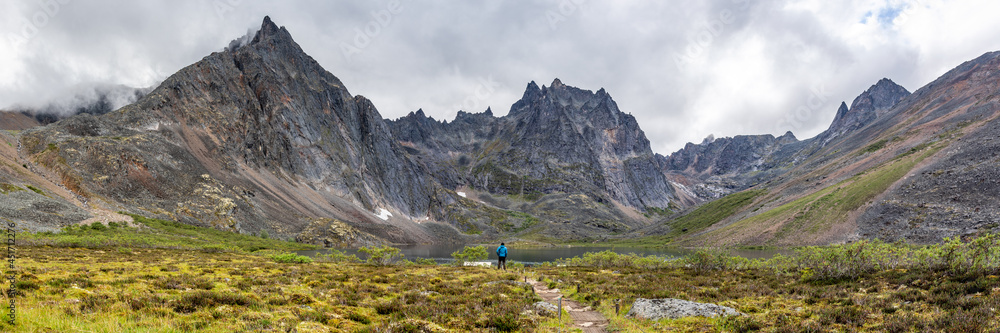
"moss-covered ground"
3,237,998,332
4,247,548,332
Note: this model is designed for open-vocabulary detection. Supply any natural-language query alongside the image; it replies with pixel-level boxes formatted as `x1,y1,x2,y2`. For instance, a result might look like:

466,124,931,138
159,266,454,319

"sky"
3,0,1000,154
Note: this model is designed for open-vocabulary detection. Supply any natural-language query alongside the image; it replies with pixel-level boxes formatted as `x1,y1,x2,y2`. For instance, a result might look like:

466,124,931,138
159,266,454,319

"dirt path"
529,279,609,333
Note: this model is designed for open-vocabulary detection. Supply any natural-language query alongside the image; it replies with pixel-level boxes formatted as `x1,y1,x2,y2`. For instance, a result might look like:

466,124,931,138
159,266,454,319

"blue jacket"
496,245,507,257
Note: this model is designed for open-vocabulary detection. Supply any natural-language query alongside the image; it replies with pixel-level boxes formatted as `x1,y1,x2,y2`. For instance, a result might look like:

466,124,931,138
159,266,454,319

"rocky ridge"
15,17,479,245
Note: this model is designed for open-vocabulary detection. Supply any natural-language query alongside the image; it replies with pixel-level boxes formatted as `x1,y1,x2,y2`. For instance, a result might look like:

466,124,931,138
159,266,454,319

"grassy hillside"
701,139,945,246
618,189,766,246
11,214,315,252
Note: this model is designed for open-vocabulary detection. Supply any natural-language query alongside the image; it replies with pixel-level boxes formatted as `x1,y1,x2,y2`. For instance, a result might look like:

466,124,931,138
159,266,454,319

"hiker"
496,242,508,271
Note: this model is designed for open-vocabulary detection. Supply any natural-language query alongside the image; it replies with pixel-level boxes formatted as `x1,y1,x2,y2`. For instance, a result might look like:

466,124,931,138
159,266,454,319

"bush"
685,249,734,272
359,245,403,266
89,222,107,231
414,258,437,265
790,239,907,281
270,253,313,264
451,245,488,266
559,250,673,269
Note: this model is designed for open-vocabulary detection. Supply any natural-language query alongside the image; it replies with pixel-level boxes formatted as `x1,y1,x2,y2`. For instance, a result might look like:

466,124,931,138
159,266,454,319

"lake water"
296,244,787,265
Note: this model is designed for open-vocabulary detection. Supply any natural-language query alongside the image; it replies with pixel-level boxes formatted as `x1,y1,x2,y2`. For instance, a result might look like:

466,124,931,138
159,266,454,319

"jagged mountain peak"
833,101,850,122
251,16,285,45
820,78,910,144
851,78,910,114
550,78,565,88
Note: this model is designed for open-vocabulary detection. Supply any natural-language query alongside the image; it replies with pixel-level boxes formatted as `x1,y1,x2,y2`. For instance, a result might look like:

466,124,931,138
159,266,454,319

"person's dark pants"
498,256,506,270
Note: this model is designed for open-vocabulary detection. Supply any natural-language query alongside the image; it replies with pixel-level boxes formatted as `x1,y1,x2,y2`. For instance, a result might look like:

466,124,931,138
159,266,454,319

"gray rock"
532,301,559,317
625,298,741,320
388,78,679,239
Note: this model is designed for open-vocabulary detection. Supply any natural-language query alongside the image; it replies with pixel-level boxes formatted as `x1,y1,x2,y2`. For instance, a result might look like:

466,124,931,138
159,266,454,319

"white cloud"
2,0,1000,154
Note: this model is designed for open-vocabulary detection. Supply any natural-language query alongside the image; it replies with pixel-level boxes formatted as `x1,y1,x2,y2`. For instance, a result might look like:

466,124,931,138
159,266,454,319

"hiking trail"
529,278,609,333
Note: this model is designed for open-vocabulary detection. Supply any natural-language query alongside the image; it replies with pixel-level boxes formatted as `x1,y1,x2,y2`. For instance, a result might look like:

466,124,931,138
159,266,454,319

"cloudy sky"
3,0,1000,154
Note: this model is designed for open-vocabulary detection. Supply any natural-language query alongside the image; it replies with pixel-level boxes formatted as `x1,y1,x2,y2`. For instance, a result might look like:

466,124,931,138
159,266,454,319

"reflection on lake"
296,244,788,265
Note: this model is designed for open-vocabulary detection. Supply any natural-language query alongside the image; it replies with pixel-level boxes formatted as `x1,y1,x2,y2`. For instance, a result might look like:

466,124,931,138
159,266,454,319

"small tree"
451,245,488,267
359,245,403,266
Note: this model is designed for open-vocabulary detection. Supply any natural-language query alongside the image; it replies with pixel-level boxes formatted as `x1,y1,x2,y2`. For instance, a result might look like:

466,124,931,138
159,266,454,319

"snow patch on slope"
376,208,392,221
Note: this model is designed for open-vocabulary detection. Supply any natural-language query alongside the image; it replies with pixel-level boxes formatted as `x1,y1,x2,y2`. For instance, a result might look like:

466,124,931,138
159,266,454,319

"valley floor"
3,240,999,332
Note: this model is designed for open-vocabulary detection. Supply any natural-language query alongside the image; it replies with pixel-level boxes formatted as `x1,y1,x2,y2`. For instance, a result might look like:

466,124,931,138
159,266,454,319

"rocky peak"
832,102,850,123
777,131,797,144
851,78,910,118
820,78,910,144
251,16,284,45
550,78,565,88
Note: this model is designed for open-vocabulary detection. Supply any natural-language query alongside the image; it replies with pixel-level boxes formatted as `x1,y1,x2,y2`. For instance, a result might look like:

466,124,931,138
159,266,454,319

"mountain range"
1,17,997,246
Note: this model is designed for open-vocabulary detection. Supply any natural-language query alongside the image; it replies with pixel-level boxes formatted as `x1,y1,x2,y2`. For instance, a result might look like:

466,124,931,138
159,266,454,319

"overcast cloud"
3,0,1000,154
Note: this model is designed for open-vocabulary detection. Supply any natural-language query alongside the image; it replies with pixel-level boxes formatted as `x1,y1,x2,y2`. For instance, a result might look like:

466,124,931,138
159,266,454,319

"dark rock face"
119,16,438,218
389,108,499,189
819,78,910,144
390,79,676,212
497,79,675,209
20,17,453,244
661,132,798,177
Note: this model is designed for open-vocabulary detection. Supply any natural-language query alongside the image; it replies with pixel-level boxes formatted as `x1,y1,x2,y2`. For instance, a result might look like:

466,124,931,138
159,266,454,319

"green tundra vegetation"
2,216,999,332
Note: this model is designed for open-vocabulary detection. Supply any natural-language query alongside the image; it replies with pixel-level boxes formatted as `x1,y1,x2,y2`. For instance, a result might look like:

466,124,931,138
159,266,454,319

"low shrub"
359,245,403,266
451,245,488,266
559,250,673,269
270,253,313,264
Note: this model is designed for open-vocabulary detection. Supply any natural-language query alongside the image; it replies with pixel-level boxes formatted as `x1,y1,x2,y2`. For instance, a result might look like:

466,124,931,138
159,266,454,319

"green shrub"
25,185,44,195
270,253,312,264
199,244,229,253
451,245,488,266
414,258,437,265
559,250,674,269
790,239,907,281
684,249,745,272
89,222,107,231
359,245,403,266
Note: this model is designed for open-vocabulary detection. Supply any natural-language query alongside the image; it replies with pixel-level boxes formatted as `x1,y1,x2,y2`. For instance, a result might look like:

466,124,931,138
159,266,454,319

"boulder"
626,298,741,320
532,301,559,317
